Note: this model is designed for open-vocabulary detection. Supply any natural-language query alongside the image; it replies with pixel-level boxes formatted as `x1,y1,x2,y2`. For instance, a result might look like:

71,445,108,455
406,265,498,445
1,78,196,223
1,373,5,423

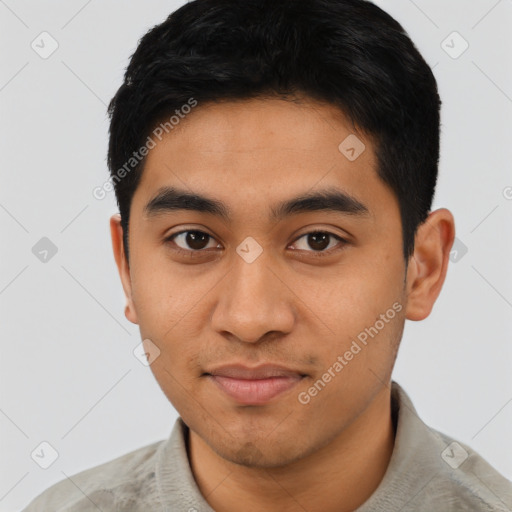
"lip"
205,364,306,405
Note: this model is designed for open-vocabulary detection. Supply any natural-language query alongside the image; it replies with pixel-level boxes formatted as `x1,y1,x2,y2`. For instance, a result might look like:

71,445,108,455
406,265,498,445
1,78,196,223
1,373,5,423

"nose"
210,249,295,344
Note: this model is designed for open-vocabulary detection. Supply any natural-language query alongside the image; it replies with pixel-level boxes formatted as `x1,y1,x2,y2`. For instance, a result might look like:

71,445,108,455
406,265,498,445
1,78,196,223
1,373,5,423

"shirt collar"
356,381,449,511
155,381,449,511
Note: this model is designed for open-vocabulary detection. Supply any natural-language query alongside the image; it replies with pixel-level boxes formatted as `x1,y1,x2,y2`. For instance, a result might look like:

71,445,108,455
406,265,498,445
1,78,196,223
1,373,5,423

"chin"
210,435,309,469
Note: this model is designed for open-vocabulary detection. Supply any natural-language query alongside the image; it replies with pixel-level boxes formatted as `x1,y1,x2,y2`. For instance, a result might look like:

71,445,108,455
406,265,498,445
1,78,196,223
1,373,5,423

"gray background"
1,0,511,510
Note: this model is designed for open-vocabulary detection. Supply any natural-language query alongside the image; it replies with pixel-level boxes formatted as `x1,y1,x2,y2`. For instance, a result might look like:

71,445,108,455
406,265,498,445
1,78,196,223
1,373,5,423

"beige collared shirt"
22,381,512,511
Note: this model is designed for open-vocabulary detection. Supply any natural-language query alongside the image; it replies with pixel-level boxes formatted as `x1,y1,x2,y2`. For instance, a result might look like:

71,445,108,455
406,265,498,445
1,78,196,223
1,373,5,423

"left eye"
290,231,346,252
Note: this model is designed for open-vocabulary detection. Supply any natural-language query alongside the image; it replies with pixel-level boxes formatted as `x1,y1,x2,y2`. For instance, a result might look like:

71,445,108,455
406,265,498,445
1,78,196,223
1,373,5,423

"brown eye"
306,232,330,251
168,230,219,251
291,231,347,254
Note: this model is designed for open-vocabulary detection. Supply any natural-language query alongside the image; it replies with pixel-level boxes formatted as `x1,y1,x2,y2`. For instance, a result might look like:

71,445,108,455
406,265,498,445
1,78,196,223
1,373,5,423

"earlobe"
405,208,455,321
110,214,139,325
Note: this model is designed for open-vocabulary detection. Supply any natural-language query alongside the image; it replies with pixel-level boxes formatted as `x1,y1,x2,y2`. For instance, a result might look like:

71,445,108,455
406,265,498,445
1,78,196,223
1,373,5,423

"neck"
188,386,395,512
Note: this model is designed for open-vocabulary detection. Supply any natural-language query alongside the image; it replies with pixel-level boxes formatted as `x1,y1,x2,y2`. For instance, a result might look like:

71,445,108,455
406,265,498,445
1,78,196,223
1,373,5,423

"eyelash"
164,230,348,259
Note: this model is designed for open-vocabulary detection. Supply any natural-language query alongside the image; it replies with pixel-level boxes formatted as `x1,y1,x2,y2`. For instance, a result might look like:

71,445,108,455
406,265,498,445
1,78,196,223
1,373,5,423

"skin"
110,97,455,512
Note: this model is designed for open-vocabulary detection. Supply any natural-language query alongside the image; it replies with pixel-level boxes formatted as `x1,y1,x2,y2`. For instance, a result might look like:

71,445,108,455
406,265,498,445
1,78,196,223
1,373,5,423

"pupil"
308,232,329,251
187,231,209,250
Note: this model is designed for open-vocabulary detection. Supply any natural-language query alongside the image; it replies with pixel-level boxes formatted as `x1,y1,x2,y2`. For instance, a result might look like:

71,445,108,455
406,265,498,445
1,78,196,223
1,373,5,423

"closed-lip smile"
204,364,307,405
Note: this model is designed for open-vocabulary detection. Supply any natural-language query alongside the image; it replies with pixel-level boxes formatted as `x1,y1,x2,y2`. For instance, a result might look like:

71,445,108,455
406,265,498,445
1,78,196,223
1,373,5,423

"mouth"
204,364,307,406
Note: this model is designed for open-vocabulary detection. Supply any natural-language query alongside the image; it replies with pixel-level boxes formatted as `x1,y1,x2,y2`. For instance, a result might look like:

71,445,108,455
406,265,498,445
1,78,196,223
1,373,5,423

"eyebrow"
143,186,370,222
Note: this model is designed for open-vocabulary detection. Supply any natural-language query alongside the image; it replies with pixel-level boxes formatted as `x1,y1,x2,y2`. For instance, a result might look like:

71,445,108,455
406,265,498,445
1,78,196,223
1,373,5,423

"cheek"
303,252,405,374
307,255,403,329
129,256,198,334
148,358,204,421
128,262,214,372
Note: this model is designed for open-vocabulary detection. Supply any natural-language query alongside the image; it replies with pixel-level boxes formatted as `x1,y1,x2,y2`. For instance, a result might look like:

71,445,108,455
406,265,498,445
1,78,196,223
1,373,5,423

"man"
23,0,512,510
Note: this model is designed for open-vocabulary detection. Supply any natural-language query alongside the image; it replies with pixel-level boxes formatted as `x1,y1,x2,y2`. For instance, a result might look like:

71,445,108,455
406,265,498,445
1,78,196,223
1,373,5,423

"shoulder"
381,382,512,511
427,428,512,511
21,439,164,512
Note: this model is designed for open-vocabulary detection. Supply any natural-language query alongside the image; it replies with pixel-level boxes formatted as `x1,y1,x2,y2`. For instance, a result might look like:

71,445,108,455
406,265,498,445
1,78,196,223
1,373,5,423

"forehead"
131,97,390,220
144,97,371,157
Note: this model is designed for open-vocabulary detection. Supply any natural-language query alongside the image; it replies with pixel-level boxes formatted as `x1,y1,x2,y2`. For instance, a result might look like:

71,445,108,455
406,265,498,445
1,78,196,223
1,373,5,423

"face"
113,97,411,468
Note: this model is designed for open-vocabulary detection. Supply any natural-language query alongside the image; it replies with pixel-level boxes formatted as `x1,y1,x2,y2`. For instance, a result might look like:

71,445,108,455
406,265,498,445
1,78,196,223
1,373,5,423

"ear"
110,214,139,325
405,208,456,321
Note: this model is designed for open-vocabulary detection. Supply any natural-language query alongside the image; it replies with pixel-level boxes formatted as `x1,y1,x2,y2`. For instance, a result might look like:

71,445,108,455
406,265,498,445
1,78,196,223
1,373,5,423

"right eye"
165,230,222,253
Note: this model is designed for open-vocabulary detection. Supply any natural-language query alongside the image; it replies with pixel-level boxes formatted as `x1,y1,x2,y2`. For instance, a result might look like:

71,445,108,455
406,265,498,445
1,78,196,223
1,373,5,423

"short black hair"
107,0,441,265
